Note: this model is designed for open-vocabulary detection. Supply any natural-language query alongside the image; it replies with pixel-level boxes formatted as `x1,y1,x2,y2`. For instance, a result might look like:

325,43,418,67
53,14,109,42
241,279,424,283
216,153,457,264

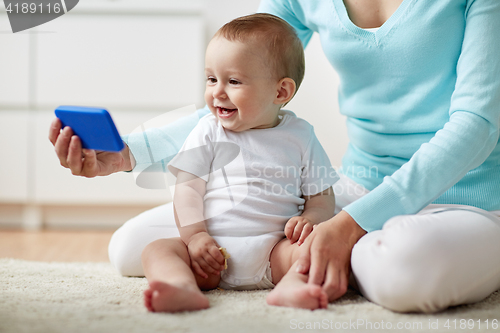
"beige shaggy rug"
1,258,499,333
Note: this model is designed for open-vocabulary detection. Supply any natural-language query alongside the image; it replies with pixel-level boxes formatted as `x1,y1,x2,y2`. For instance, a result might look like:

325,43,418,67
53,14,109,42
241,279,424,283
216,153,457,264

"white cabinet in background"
35,14,205,110
0,111,29,203
0,15,30,108
0,2,205,229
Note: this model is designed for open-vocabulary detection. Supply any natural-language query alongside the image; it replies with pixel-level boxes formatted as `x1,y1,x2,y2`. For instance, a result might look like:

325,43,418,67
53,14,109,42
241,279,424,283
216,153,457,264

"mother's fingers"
295,233,313,274
67,135,84,175
48,118,62,146
337,269,349,300
307,239,328,286
322,262,348,302
81,149,99,178
54,126,73,168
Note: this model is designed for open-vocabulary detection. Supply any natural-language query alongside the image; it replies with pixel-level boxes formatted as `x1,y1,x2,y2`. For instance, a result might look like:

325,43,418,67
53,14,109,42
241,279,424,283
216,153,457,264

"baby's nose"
213,86,227,99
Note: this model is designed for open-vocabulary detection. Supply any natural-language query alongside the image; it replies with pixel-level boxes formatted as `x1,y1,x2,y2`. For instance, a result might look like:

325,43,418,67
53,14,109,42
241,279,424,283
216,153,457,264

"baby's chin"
220,123,245,132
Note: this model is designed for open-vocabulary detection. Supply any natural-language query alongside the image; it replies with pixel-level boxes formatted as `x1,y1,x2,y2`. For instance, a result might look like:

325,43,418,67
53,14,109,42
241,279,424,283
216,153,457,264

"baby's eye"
207,77,217,84
229,79,241,85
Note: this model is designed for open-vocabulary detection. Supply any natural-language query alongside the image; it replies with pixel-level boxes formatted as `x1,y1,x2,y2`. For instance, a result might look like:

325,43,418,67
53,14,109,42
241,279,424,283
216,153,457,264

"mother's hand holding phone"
49,106,134,177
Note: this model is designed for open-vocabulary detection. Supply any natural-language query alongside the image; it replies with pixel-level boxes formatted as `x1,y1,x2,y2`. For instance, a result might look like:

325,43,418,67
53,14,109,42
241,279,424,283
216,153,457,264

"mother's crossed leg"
108,202,177,276
351,206,500,313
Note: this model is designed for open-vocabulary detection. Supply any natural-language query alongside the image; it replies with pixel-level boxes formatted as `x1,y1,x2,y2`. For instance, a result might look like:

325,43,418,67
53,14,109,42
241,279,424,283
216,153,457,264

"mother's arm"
49,106,211,176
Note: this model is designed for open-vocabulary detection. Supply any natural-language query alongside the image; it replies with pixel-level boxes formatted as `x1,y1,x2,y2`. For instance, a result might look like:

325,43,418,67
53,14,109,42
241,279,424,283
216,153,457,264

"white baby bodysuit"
168,110,339,287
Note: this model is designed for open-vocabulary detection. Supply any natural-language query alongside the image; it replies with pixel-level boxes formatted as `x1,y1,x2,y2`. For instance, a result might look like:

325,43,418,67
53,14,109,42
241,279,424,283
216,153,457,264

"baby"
141,13,339,312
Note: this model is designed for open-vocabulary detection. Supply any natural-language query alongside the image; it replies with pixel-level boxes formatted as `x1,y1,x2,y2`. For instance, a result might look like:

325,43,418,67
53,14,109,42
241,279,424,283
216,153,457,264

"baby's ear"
274,78,296,106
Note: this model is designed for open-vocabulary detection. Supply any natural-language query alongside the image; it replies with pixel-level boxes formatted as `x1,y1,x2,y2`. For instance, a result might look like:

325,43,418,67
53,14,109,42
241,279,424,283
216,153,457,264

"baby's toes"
308,285,328,309
144,289,154,312
319,290,329,309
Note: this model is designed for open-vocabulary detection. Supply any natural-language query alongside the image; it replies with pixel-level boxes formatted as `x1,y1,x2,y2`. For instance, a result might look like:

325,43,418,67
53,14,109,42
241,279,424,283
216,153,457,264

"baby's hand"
285,216,314,246
187,232,225,279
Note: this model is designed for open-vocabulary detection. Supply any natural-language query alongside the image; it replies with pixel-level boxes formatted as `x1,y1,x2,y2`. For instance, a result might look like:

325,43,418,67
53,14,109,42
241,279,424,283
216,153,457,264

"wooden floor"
0,230,115,262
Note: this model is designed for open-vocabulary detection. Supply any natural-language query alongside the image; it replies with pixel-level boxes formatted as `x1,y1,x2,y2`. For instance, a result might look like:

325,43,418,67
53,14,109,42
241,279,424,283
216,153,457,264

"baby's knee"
141,238,186,262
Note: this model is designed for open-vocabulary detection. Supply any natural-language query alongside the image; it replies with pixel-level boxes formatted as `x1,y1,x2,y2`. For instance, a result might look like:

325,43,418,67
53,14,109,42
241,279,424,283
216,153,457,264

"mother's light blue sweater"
124,0,500,232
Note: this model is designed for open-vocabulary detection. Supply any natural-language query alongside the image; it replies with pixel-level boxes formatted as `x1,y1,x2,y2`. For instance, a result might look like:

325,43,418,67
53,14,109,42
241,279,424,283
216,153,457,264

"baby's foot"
144,287,154,312
143,280,209,313
266,274,328,310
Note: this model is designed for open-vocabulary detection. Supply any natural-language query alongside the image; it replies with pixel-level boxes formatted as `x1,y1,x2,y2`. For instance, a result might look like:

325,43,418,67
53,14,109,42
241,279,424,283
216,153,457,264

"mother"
49,0,500,313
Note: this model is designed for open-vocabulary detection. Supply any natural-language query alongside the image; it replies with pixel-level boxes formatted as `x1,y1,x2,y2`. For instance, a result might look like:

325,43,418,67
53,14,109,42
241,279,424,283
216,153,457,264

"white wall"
204,0,262,38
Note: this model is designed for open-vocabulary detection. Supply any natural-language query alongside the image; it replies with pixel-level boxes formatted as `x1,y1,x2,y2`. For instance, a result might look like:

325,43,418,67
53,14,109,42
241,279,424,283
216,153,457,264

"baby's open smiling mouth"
217,107,238,119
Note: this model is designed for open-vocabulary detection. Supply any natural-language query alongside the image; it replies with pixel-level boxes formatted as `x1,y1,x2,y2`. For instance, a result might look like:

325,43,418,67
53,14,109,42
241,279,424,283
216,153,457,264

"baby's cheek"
204,90,212,105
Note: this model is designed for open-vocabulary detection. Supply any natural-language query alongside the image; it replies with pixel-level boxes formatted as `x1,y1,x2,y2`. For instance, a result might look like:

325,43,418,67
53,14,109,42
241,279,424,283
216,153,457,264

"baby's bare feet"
266,274,328,310
143,280,209,313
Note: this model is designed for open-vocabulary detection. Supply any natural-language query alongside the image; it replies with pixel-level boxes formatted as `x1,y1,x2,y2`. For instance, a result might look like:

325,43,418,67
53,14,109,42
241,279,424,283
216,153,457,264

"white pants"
108,174,500,313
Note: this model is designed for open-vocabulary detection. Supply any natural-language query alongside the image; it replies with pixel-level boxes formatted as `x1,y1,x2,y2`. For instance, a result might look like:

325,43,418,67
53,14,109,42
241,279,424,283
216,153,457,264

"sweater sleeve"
258,0,314,47
343,0,500,232
121,105,210,171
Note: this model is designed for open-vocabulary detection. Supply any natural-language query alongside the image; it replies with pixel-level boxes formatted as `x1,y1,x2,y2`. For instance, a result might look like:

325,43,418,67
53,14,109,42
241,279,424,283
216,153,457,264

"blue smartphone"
55,105,124,152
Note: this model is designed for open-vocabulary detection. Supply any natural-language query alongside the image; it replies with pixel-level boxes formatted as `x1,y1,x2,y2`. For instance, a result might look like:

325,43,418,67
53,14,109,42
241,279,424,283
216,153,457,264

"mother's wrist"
330,210,367,246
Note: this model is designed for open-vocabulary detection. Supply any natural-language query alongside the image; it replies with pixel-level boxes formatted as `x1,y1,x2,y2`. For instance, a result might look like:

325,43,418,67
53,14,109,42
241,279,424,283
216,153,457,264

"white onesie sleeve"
300,127,340,196
167,115,215,182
